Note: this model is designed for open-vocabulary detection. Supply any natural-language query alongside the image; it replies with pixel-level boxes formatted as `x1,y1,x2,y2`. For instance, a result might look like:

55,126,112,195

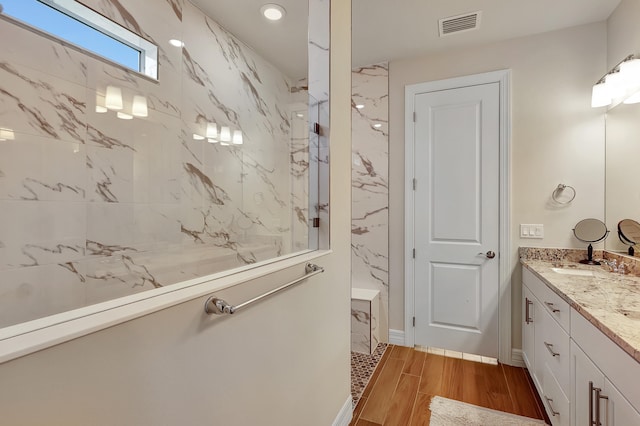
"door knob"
477,251,496,259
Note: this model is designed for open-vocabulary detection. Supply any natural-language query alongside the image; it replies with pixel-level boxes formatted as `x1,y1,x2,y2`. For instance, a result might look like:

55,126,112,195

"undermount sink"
551,267,595,277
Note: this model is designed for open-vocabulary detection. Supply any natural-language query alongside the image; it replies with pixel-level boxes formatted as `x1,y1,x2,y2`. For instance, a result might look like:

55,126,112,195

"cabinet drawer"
536,306,570,394
523,267,570,332
543,364,570,426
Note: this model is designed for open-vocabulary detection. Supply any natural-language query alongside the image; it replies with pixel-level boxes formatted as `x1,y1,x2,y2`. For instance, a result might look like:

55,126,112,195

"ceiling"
190,0,622,79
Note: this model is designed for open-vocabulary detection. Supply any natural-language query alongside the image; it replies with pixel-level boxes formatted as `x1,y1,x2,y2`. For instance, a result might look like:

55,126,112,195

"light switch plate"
521,224,544,239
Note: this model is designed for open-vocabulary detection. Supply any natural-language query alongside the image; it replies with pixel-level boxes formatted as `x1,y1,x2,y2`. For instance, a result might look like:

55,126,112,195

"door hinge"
313,122,320,135
412,178,417,190
412,248,416,259
312,218,320,228
413,111,416,122
413,317,416,327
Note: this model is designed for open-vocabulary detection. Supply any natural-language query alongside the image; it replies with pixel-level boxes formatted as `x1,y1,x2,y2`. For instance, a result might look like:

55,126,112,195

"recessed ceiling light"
355,104,365,109
169,39,184,47
261,4,286,21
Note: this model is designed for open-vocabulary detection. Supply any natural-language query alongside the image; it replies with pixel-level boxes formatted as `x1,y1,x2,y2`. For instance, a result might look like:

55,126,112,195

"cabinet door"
571,341,604,426
523,285,536,370
604,377,640,426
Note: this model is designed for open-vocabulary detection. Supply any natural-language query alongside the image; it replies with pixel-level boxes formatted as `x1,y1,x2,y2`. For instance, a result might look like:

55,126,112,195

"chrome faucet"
602,259,627,274
602,259,618,272
618,262,627,275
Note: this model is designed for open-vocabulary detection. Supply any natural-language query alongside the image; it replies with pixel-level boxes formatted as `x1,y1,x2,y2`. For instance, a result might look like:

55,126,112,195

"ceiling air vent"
438,11,482,37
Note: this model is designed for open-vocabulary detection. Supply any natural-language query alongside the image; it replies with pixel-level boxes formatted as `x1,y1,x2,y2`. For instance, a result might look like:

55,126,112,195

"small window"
0,0,158,79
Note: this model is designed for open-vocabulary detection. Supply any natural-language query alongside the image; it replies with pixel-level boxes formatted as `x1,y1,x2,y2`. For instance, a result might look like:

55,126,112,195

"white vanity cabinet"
522,268,571,425
523,265,640,426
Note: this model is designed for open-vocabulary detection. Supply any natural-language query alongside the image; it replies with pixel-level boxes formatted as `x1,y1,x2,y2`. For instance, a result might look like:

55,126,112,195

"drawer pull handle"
544,341,560,357
545,301,561,313
589,381,595,426
525,298,533,324
545,396,560,417
590,381,609,426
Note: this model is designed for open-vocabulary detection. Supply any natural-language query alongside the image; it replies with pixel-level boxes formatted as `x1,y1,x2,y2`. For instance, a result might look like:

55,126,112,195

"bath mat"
429,396,548,426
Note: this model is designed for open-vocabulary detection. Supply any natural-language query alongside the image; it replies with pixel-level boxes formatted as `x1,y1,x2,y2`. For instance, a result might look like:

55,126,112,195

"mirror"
618,219,640,256
605,101,640,256
573,218,609,264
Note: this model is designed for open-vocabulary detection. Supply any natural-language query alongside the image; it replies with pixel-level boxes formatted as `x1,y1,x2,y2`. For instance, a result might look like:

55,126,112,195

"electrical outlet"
521,224,544,239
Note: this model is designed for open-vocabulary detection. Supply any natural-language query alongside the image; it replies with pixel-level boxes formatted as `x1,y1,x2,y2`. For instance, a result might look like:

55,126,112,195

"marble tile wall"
0,0,312,328
351,63,389,341
351,288,380,354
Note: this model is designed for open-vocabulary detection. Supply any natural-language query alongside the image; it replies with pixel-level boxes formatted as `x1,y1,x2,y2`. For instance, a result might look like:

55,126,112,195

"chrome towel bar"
204,263,324,315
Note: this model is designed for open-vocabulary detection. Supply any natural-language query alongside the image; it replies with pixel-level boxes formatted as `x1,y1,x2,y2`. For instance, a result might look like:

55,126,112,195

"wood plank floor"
350,345,549,426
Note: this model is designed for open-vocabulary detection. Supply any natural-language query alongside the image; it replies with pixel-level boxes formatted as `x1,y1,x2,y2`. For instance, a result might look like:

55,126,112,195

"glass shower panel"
0,0,321,331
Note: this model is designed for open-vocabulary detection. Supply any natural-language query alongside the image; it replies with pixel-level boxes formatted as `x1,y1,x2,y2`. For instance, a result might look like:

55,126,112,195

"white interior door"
411,82,500,358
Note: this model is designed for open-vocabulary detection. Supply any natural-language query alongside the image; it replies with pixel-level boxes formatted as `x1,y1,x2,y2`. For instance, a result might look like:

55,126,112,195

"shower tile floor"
350,343,388,408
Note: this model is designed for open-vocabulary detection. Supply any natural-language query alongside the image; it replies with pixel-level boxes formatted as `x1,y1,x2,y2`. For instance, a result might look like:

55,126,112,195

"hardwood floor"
350,345,548,426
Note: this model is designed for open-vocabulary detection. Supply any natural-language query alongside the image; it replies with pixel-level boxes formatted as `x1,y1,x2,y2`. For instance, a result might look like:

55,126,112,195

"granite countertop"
521,259,640,364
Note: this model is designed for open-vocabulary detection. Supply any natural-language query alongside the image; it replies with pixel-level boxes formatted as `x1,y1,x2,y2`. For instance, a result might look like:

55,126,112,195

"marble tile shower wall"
0,0,310,328
352,63,389,340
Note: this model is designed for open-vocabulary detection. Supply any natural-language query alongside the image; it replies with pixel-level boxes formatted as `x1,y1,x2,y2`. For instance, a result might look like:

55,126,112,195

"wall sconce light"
220,126,231,142
620,58,640,87
624,91,640,104
95,93,108,113
233,130,243,145
132,95,148,117
591,82,610,108
105,85,123,110
0,128,15,141
591,54,640,108
206,122,218,141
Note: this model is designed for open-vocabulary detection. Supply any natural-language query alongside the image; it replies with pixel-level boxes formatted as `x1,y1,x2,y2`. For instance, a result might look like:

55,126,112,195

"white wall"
607,0,640,67
0,0,353,424
388,22,607,351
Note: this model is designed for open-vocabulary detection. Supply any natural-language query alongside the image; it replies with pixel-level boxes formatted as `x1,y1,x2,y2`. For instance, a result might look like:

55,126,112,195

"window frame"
1,0,158,80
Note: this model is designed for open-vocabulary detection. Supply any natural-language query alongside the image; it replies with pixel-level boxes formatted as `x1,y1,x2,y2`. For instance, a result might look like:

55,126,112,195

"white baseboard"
510,349,525,367
332,395,353,426
389,329,405,346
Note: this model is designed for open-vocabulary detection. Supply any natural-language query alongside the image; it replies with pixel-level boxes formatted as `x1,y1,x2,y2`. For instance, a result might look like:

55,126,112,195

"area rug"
429,396,548,426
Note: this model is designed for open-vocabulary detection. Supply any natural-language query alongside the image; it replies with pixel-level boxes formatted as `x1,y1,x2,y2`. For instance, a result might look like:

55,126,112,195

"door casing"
404,69,512,364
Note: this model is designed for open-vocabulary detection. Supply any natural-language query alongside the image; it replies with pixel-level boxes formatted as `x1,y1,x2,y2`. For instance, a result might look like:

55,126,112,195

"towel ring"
552,184,576,204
